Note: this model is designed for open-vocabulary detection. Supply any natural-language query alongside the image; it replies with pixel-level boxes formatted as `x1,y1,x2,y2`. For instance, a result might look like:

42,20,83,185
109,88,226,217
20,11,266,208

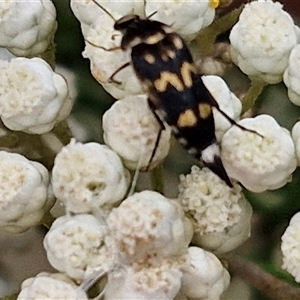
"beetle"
89,0,259,187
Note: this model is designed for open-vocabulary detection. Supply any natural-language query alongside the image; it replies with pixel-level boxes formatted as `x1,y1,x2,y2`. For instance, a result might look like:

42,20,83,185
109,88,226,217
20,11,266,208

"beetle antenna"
147,11,158,20
91,0,116,22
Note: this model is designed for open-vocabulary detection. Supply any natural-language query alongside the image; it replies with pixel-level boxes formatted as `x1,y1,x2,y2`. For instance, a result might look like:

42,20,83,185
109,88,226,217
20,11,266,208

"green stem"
38,121,73,169
0,121,72,170
41,211,56,230
50,121,73,146
150,165,164,194
241,79,267,114
196,5,243,57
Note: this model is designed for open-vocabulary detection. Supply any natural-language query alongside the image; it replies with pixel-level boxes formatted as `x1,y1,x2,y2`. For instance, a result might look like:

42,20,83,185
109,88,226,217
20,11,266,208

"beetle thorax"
115,16,173,50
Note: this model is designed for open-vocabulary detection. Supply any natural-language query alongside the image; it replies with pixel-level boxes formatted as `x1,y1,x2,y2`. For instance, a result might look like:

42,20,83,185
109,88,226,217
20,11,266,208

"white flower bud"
0,0,57,57
180,247,230,299
178,166,252,253
107,191,193,264
83,13,143,99
103,95,172,171
292,121,300,165
105,261,182,300
145,0,216,40
198,56,227,77
0,151,54,233
281,212,300,282
44,214,111,281
52,139,130,214
70,0,144,100
70,0,103,36
221,114,297,192
94,0,145,17
0,57,73,134
202,75,242,141
283,44,300,106
230,0,300,84
71,0,144,37
17,272,88,300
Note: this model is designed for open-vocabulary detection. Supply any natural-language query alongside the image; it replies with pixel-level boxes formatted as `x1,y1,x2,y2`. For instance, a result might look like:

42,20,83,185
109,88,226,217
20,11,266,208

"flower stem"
227,256,300,300
42,211,56,230
1,293,18,300
150,165,164,194
195,5,243,57
241,79,267,114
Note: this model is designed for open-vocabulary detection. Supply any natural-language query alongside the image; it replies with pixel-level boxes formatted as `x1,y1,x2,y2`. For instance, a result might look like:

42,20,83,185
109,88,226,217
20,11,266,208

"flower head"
103,95,172,171
145,0,216,40
71,0,144,37
0,57,73,134
82,12,143,99
195,42,231,76
230,0,300,84
0,151,54,233
107,191,193,263
202,75,242,141
70,0,104,36
52,140,130,214
44,214,111,281
283,44,300,106
281,212,300,282
17,272,88,300
178,166,252,253
180,247,230,299
104,260,182,300
0,0,57,56
221,114,297,192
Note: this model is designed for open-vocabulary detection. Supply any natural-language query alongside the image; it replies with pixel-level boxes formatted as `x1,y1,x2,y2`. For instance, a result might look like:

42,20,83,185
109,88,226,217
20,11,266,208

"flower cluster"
41,189,230,299
11,134,229,299
0,0,75,241
68,0,300,289
2,0,300,299
228,1,300,282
